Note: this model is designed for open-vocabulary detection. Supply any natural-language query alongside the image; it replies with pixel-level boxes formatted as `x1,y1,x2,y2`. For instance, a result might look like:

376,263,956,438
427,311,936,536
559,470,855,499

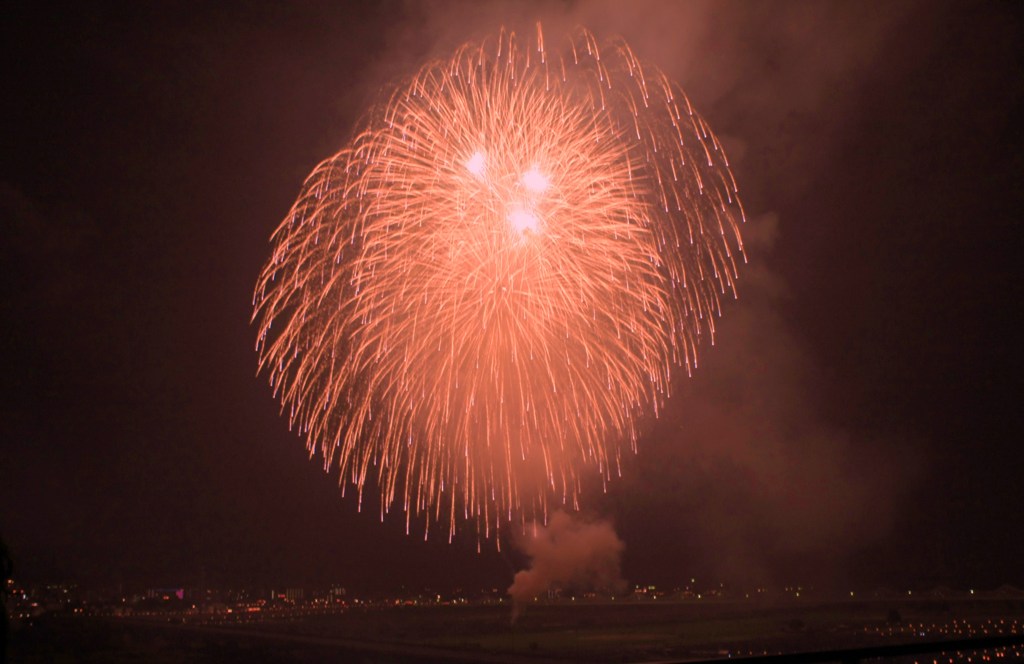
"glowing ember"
466,150,487,178
253,24,745,542
520,167,549,194
507,207,540,237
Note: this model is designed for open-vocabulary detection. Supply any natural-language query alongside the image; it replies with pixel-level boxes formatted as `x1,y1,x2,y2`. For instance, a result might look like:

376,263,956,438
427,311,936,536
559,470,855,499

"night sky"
3,1,1022,593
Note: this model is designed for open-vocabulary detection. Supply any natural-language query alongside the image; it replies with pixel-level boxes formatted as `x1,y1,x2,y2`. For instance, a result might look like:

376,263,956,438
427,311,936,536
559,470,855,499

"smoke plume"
508,511,626,620
376,0,925,586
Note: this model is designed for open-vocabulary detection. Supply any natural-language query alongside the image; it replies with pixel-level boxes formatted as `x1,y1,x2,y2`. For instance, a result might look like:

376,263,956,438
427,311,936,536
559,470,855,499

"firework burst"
253,25,745,542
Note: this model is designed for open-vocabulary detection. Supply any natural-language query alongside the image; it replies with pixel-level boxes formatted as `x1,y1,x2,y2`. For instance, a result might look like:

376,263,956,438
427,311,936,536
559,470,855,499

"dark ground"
9,597,1024,663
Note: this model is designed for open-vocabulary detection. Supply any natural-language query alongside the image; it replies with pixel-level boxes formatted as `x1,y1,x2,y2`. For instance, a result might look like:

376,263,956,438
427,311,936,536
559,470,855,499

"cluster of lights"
867,618,1023,663
464,149,549,239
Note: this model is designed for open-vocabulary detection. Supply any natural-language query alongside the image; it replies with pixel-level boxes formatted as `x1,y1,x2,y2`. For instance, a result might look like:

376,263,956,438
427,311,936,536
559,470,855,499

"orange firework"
253,25,744,542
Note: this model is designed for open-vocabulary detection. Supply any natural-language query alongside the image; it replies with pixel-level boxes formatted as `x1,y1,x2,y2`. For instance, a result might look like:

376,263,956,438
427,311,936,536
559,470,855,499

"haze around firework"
5,0,1021,595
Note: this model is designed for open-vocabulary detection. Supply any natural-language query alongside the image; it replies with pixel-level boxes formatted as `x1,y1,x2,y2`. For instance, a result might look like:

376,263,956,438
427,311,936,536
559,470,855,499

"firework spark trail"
253,25,745,543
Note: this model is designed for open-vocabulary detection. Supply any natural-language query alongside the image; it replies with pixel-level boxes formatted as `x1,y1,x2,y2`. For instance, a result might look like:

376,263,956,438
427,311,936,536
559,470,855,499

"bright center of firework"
466,150,486,178
507,207,541,236
521,167,549,194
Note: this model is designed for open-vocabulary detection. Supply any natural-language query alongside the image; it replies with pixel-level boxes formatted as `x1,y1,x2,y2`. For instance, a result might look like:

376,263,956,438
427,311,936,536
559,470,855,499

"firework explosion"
254,25,745,542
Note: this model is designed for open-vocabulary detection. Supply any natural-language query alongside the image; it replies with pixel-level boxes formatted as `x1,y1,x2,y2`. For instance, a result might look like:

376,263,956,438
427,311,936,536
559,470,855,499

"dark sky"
3,1,1022,593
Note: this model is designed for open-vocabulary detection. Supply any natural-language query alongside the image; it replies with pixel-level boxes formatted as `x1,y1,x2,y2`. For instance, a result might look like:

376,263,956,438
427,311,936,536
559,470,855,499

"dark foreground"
10,597,1024,663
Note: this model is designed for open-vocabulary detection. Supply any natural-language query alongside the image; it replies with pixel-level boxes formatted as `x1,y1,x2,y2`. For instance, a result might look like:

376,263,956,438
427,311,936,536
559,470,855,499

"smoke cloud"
508,511,626,619
605,212,921,588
